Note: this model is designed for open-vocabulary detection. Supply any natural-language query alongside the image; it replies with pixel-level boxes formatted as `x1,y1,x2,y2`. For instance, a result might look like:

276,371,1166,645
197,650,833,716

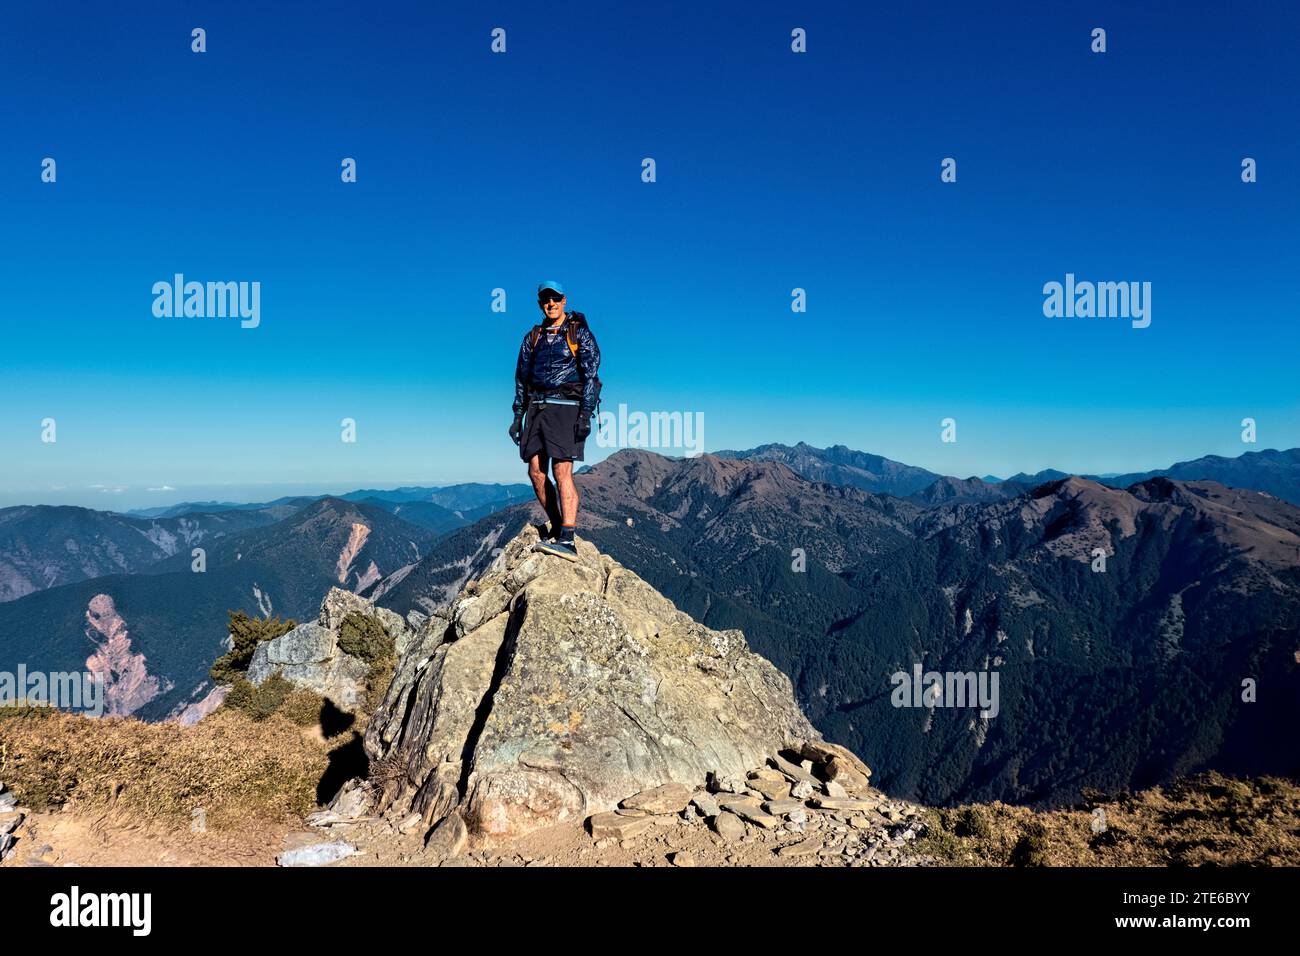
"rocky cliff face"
364,525,827,848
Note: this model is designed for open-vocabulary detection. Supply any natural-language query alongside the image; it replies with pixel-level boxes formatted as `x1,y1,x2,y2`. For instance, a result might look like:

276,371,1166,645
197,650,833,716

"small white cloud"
147,485,176,492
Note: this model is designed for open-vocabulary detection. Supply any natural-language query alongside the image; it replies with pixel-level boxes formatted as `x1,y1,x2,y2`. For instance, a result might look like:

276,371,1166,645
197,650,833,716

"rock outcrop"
247,587,415,712
364,525,830,849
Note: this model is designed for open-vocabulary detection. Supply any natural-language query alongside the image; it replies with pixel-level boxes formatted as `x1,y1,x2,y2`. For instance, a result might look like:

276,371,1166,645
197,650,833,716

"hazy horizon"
2,441,1294,511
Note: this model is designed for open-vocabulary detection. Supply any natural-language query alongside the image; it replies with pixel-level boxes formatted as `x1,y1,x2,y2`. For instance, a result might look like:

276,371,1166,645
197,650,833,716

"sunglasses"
538,294,564,304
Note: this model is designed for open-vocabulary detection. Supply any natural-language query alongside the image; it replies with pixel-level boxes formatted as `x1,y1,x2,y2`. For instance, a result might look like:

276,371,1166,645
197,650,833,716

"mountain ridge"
371,450,1300,806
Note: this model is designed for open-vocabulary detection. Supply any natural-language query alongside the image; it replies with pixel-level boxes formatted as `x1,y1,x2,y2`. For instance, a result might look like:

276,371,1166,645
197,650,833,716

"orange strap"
530,322,580,357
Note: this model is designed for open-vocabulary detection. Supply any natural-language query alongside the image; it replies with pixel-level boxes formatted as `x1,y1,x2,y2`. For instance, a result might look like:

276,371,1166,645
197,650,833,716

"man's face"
538,290,566,322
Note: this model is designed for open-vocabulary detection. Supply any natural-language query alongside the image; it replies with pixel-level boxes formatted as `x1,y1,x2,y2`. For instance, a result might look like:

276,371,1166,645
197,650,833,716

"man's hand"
509,414,524,445
575,410,592,442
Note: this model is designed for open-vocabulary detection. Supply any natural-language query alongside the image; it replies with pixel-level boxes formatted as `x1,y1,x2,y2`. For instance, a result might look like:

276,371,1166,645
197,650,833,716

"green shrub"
250,675,294,720
223,678,254,711
223,674,294,722
209,611,297,684
337,612,393,664
338,612,398,712
953,805,993,839
1009,821,1050,867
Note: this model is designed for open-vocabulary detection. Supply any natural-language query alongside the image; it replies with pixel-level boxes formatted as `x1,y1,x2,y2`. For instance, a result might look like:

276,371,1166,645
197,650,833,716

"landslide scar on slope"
84,593,170,716
336,523,372,585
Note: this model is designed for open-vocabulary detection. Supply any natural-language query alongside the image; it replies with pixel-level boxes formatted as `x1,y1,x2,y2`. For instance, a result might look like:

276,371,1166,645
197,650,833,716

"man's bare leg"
552,459,579,531
527,452,563,534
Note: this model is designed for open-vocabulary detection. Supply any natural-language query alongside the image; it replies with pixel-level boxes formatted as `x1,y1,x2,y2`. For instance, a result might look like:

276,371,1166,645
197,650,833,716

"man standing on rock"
510,280,601,561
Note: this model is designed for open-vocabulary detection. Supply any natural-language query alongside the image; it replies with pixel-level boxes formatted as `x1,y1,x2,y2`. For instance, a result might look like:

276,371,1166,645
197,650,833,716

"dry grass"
0,705,328,831
919,772,1300,866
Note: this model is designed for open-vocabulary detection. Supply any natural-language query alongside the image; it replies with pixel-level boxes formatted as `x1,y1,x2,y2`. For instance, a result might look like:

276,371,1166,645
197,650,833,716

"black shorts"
520,401,585,462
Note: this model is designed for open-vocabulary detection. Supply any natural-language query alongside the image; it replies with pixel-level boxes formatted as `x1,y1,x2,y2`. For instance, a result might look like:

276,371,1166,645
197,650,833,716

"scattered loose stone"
747,777,792,801
711,810,747,843
776,838,823,858
727,803,783,829
809,797,879,812
692,792,721,818
425,811,469,858
329,782,372,818
762,799,804,816
588,811,655,840
797,740,874,791
669,850,696,867
708,772,749,795
620,782,693,815
791,780,814,799
27,844,56,866
770,754,819,785
716,793,762,810
823,780,848,799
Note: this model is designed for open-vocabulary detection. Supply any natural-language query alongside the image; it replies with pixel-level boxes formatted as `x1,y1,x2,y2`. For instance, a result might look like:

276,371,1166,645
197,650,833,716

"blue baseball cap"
537,280,565,296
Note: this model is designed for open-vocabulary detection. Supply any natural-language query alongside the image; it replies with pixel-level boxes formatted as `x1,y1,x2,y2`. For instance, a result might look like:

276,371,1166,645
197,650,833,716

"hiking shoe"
532,522,556,542
533,539,579,562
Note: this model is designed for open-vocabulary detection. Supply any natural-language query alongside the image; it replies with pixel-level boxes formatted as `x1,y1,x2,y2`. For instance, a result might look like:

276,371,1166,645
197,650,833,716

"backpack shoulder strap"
565,312,586,357
528,324,543,350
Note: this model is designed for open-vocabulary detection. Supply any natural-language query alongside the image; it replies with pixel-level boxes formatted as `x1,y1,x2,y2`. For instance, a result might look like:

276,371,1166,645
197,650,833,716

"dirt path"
3,794,931,869
323,790,933,868
2,809,291,867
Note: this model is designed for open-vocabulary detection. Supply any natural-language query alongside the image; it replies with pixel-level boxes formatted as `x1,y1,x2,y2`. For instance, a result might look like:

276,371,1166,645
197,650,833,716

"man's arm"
513,331,534,417
576,323,601,414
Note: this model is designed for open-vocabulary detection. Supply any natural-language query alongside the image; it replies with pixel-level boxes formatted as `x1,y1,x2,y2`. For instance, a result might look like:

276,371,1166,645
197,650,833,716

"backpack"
528,311,602,417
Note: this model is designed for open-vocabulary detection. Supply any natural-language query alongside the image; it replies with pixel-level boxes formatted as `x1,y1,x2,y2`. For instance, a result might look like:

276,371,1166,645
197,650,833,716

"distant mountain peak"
713,442,941,498
1030,474,1109,498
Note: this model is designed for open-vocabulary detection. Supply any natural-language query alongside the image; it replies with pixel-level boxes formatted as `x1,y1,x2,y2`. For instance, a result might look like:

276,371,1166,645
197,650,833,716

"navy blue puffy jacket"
513,312,601,417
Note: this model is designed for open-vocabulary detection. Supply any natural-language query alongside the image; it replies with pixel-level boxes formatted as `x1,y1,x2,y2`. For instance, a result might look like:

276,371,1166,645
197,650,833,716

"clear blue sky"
2,1,1297,509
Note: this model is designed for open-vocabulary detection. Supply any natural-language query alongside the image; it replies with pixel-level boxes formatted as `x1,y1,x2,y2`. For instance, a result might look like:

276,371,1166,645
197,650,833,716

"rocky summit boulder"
365,525,821,848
